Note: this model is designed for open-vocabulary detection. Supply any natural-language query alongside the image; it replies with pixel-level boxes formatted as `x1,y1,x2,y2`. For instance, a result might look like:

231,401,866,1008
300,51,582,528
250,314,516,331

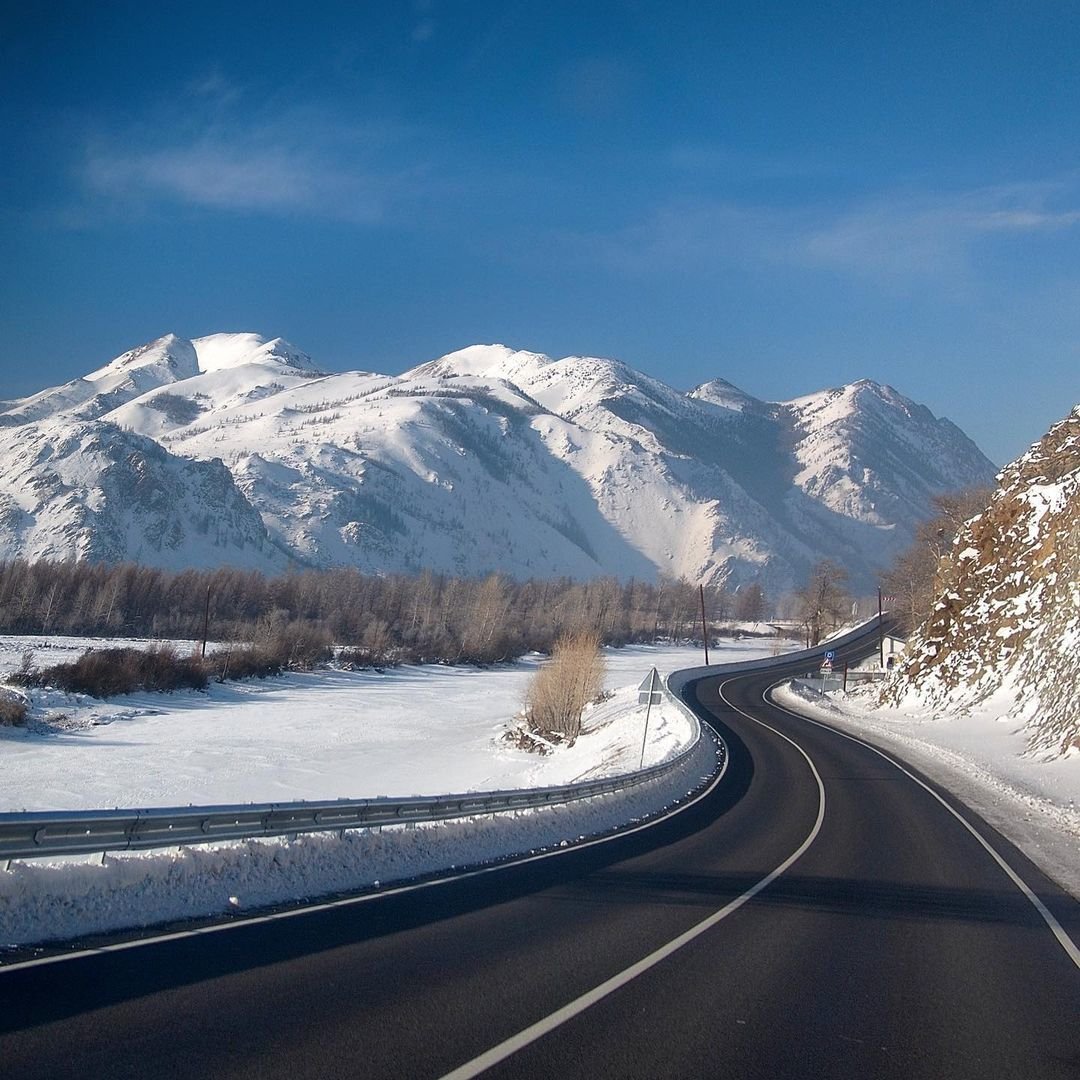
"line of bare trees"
0,560,756,666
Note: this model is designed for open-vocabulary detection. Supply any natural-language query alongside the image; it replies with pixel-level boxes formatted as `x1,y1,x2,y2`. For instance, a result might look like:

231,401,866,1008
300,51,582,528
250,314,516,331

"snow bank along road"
2,623,1078,1079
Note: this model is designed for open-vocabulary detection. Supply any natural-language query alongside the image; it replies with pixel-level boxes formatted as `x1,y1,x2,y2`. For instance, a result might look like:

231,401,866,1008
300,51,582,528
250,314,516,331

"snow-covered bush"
0,688,27,725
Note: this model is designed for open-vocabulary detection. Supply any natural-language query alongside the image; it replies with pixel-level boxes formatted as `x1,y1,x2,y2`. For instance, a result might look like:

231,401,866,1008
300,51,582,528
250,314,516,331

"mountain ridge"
0,333,998,593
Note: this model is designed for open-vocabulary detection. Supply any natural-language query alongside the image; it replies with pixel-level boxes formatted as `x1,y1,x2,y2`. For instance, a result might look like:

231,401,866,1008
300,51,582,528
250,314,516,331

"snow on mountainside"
0,334,997,591
0,420,285,570
885,407,1080,757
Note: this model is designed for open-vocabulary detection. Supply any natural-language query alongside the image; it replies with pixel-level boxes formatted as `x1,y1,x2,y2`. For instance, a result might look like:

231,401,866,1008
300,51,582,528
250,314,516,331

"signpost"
637,667,662,768
820,650,835,693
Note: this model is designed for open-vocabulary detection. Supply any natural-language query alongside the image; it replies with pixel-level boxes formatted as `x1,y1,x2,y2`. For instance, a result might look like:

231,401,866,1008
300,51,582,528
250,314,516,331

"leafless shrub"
263,621,334,670
525,631,605,745
29,646,208,697
210,646,282,681
8,650,42,688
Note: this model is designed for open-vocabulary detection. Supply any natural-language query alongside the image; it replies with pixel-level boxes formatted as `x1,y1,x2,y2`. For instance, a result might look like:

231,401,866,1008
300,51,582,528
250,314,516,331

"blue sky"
3,1,1079,464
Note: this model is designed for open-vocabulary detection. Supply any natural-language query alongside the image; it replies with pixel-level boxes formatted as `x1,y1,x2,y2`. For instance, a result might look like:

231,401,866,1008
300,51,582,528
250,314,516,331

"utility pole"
699,584,710,666
877,586,884,670
201,584,211,659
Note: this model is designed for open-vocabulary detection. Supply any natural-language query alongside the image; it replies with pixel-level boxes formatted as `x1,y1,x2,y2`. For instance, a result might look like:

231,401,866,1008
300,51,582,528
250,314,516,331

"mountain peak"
784,377,932,425
688,377,763,414
403,344,552,381
86,334,200,385
192,333,322,375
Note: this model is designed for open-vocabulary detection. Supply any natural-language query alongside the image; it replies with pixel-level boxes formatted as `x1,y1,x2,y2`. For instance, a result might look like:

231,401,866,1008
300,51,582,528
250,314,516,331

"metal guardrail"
0,619,886,864
0,680,704,862
666,615,886,698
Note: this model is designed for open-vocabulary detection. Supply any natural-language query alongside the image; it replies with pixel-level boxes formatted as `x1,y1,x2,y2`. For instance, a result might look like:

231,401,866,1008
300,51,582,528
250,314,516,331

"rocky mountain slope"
885,407,1080,756
0,334,996,592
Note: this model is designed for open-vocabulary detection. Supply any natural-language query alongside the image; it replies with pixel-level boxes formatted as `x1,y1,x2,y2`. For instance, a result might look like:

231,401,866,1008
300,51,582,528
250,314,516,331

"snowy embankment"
0,640,758,809
773,681,1080,899
0,640,772,949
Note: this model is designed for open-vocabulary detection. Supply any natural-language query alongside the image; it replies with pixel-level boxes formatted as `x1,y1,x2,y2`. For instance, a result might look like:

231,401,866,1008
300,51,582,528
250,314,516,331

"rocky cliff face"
886,407,1080,756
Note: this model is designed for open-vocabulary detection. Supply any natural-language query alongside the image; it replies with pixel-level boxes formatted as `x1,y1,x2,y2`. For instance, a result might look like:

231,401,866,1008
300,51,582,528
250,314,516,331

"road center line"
438,677,828,1080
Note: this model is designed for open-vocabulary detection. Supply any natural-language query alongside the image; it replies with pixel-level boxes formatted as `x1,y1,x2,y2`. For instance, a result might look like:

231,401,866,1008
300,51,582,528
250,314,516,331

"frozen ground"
0,635,764,949
0,732,725,951
0,638,779,812
774,680,1080,899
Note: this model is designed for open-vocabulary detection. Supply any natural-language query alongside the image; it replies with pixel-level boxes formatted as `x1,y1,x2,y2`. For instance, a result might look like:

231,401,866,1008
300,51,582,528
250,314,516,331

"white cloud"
568,178,1080,288
86,140,384,222
81,106,425,223
567,200,792,274
800,181,1080,279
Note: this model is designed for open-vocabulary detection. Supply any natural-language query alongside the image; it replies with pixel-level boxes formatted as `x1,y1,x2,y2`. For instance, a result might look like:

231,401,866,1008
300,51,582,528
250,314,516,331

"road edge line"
0,728,727,975
768,685,1080,971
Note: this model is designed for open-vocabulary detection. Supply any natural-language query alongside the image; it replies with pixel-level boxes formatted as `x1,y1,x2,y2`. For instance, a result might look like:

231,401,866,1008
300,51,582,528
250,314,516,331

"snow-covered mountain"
885,407,1080,757
0,334,996,592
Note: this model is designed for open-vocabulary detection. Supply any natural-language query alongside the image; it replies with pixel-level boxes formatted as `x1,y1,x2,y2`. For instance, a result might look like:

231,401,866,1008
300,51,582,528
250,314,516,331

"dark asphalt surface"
1,625,1078,1079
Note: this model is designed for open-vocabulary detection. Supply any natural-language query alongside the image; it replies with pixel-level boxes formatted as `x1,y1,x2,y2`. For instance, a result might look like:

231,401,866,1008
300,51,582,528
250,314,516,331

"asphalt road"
2,625,1078,1079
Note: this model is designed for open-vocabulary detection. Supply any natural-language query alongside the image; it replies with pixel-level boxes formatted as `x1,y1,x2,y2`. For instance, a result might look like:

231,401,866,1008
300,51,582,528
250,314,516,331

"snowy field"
0,637,778,812
5,632,1078,947
0,635,763,949
774,681,1080,899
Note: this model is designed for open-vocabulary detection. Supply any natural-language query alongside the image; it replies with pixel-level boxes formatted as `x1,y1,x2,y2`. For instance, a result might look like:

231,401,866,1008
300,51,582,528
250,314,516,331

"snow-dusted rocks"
886,405,1080,757
0,334,996,591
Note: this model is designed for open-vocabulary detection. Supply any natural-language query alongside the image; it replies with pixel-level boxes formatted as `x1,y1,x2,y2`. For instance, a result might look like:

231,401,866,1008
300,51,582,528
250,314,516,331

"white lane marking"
0,731,728,975
438,679,828,1080
768,689,1080,971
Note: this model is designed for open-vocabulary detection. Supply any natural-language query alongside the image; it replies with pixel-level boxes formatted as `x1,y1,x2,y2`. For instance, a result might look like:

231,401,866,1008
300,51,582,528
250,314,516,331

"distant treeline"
0,559,769,666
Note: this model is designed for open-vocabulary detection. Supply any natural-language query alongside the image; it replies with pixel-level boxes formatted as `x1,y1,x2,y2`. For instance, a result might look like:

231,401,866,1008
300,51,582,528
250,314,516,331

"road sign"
820,658,833,673
637,667,662,706
638,668,662,769
825,650,836,661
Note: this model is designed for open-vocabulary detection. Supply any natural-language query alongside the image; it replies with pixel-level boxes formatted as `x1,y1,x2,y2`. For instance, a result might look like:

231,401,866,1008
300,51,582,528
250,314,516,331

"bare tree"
733,582,767,622
796,560,851,646
882,487,992,633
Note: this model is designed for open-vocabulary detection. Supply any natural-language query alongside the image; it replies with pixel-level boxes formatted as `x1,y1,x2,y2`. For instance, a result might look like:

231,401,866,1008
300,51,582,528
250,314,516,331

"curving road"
1,624,1078,1078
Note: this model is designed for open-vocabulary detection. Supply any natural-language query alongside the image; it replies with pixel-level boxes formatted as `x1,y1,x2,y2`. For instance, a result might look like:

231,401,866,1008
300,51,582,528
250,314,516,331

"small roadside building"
850,631,908,672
